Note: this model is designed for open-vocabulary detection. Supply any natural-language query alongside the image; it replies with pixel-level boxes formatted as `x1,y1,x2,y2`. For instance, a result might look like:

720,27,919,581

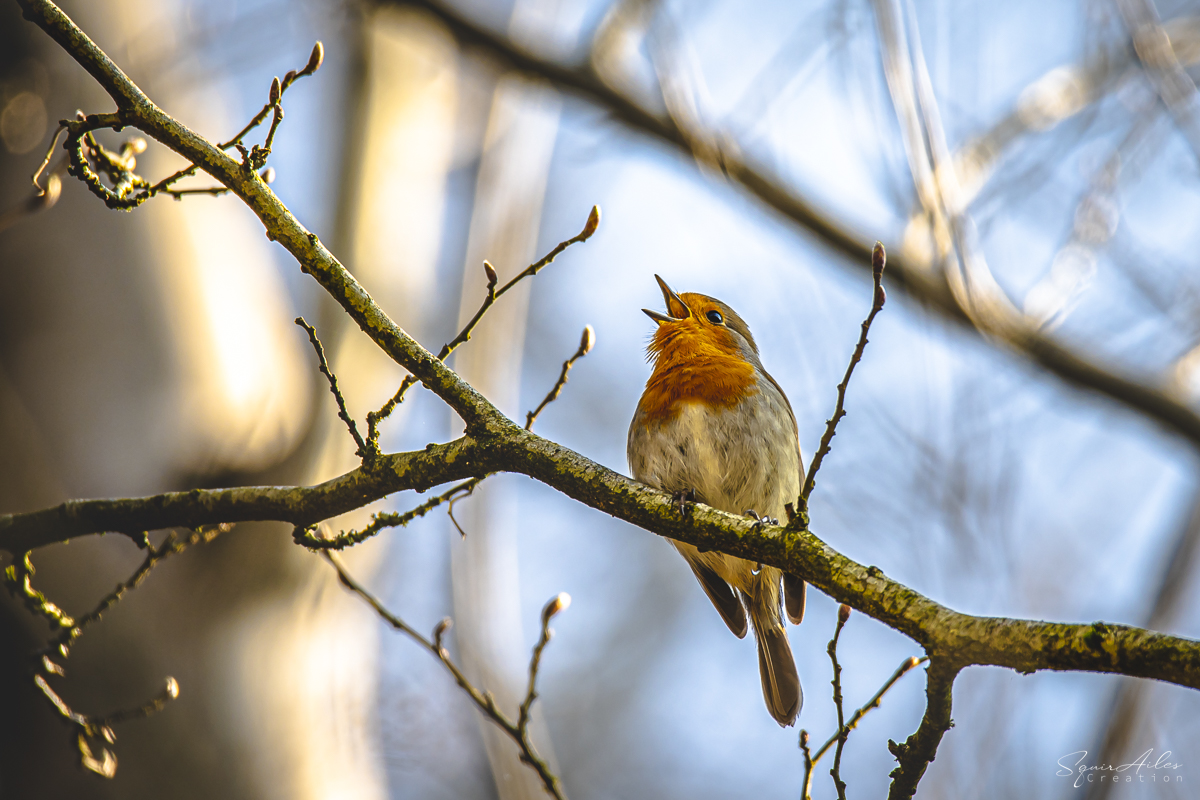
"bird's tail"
748,576,802,727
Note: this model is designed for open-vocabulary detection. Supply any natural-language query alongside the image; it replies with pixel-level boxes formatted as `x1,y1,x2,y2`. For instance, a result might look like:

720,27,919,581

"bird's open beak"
643,274,691,324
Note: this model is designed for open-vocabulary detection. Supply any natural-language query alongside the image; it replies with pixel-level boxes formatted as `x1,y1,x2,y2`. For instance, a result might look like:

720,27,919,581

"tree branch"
0,436,489,553
828,604,851,800
365,206,600,450
296,316,368,458
802,653,928,798
886,658,959,800
323,554,568,800
16,0,504,433
526,325,595,430
4,419,1200,692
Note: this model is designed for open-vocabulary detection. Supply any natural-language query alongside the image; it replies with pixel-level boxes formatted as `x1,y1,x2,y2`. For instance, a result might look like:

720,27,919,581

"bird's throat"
637,349,758,426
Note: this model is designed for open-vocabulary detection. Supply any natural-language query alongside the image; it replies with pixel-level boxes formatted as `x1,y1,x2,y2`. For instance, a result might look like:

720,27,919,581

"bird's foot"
672,488,697,516
744,509,778,530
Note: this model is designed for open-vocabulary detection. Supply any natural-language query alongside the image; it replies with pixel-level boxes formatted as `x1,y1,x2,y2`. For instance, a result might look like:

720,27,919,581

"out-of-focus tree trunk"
449,4,580,797
224,8,459,799
450,74,564,800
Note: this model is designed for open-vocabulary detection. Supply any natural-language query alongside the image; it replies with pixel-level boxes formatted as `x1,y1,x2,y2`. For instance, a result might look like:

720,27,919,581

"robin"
628,275,805,726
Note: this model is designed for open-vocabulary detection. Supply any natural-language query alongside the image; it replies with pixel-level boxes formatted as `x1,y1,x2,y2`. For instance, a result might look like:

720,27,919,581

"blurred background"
2,0,1200,798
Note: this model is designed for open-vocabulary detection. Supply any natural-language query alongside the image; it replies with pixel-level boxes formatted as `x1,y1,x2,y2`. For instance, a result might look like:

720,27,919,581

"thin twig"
323,553,569,800
156,167,275,199
248,77,285,169
292,477,483,549
799,729,815,800
32,123,66,191
4,551,74,631
828,604,851,800
153,41,322,189
801,652,928,797
816,655,928,764
51,526,225,655
526,326,594,430
12,527,222,777
57,41,321,209
446,480,478,538
0,172,62,234
519,593,571,734
296,316,367,458
366,206,601,449
799,242,886,514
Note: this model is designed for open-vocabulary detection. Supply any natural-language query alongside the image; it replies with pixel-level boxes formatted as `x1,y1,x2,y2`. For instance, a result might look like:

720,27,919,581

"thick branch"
4,426,1200,692
493,426,1200,691
0,437,490,553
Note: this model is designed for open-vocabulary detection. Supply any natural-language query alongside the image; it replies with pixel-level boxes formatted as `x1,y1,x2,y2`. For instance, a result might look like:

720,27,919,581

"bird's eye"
706,310,724,325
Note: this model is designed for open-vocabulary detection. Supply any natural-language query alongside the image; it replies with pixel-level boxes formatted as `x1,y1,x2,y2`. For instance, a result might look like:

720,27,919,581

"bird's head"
643,274,759,368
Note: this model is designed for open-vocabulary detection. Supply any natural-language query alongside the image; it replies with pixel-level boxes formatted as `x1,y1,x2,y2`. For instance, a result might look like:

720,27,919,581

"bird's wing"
783,573,806,625
683,555,748,639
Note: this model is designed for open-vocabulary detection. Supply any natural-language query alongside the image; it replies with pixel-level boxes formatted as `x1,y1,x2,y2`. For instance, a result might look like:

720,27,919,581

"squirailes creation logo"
1057,750,1183,788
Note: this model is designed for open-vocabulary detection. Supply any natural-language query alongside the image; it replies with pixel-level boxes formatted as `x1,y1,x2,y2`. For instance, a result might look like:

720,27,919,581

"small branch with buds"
526,326,595,430
39,42,320,212
5,527,224,777
323,553,569,800
365,206,601,451
798,242,887,517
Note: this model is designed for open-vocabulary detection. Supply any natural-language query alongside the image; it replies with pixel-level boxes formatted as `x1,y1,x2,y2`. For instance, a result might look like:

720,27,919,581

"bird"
627,274,805,726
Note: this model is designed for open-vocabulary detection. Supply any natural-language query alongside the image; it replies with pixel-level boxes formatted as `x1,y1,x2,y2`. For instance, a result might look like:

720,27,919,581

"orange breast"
637,324,758,426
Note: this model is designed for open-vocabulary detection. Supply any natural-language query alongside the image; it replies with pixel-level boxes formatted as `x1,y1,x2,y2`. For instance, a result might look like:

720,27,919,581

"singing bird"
628,275,805,726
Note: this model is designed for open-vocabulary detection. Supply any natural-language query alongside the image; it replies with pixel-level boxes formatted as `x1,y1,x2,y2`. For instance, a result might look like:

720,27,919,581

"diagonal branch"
292,477,482,550
296,317,368,457
16,0,504,433
13,528,220,777
1117,0,1200,164
323,554,568,800
802,652,928,798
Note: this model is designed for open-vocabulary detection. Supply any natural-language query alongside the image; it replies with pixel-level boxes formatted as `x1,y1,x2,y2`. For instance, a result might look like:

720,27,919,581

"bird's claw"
672,488,697,516
744,509,778,531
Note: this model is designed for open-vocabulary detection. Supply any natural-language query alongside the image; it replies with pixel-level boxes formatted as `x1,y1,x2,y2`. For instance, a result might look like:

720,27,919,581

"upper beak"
643,274,690,325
